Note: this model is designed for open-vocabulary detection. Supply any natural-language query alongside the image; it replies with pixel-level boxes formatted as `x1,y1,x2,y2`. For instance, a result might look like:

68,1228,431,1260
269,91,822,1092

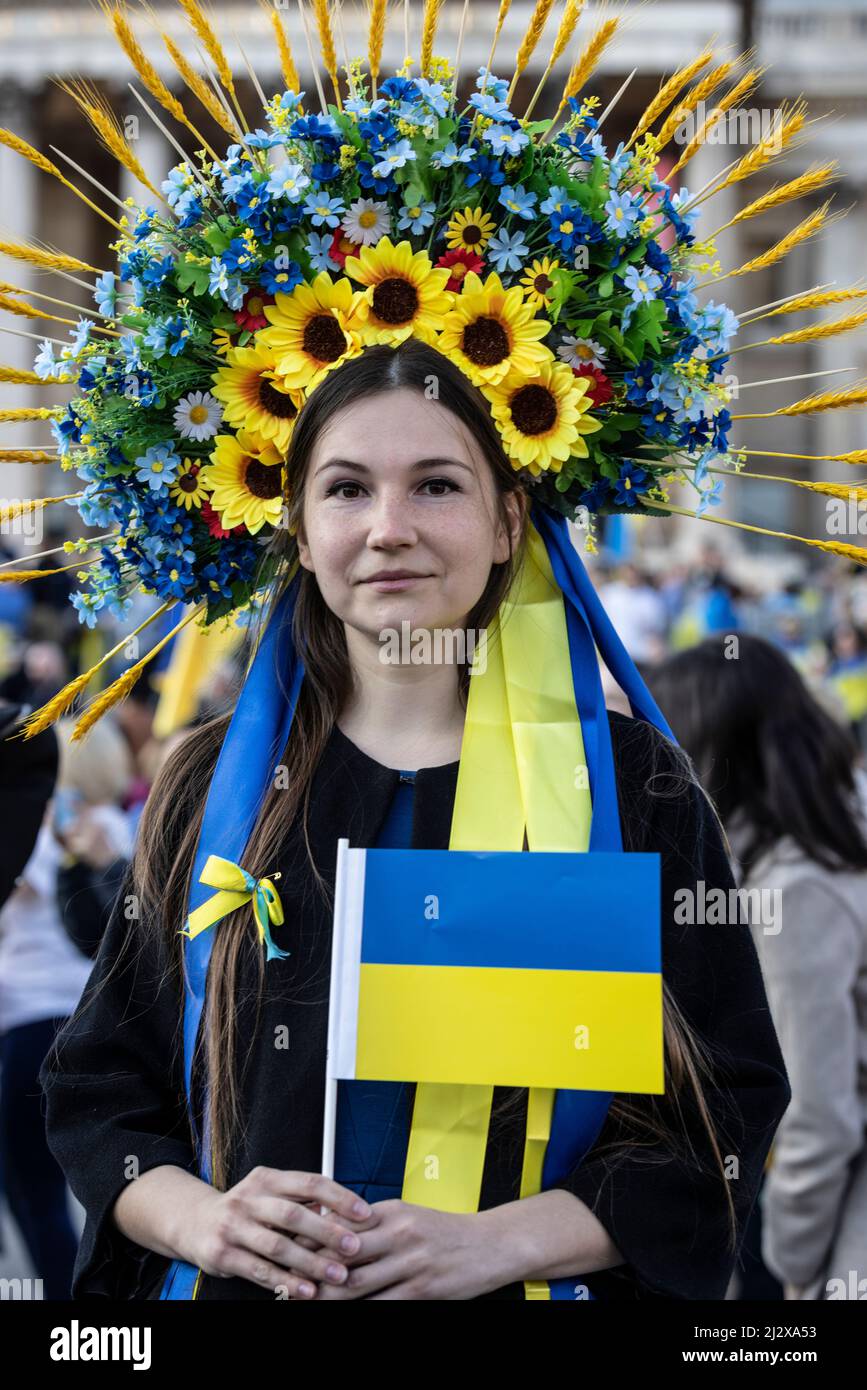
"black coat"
40,712,791,1300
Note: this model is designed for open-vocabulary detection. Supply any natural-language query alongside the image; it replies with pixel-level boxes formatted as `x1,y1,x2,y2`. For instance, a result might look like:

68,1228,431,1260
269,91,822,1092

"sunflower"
342,237,452,346
482,361,603,476
519,256,561,310
211,345,305,454
168,458,212,511
445,206,497,254
199,429,286,534
258,272,363,390
436,271,553,387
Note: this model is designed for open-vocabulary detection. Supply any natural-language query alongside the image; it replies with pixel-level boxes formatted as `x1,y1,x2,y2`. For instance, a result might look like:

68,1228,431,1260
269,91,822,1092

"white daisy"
556,335,607,371
342,198,391,247
174,390,223,442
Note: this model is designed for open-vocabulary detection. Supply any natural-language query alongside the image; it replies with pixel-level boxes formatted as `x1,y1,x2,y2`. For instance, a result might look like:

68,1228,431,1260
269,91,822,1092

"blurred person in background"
0,716,134,1295
597,562,669,663
826,623,867,751
647,635,867,1301
53,716,136,961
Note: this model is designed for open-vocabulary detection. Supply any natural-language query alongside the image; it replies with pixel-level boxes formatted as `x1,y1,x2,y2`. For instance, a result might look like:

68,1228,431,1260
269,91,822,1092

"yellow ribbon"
401,519,592,1300
182,853,289,962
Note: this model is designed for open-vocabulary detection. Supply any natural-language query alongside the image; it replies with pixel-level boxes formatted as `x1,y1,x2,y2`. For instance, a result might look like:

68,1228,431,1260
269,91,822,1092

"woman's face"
297,388,523,643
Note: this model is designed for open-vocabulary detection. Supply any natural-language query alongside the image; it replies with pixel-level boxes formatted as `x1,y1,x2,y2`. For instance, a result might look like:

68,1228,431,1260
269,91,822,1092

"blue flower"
266,161,311,201
431,141,474,170
306,232,339,272
135,442,181,493
232,177,272,234
370,138,416,178
397,200,436,234
379,76,417,102
311,159,341,183
260,257,304,295
622,264,663,304
68,318,93,355
486,228,530,273
613,461,650,507
290,113,341,143
143,319,169,356
94,271,117,316
548,205,598,254
484,124,529,157
468,92,512,121
498,183,537,220
303,191,346,227
465,152,505,187
117,335,143,373
475,68,510,103
165,317,193,356
132,207,157,242
413,79,449,118
540,186,569,216
357,159,397,195
208,258,245,309
246,128,287,150
161,166,193,206
70,591,102,628
695,479,724,517
579,478,611,513
604,190,641,239
33,339,58,380
221,237,258,274
698,300,740,354
141,254,175,289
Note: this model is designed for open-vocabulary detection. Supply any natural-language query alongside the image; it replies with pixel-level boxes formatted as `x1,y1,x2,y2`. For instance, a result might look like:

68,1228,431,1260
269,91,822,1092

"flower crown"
2,0,866,740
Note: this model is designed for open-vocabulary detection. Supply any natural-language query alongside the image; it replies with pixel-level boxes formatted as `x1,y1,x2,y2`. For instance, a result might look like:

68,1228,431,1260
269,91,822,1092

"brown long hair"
128,341,737,1242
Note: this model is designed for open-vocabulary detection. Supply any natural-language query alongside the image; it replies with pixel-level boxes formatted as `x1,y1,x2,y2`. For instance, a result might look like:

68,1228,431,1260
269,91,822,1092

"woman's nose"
365,491,419,547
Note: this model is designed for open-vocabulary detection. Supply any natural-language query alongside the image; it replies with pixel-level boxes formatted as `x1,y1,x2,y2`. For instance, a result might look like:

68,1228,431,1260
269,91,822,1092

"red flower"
329,228,362,268
201,499,246,539
436,247,484,292
572,365,613,407
233,287,275,332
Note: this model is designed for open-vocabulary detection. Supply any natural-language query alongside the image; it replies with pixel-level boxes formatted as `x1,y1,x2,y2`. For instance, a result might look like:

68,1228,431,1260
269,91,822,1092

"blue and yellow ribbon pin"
181,854,289,962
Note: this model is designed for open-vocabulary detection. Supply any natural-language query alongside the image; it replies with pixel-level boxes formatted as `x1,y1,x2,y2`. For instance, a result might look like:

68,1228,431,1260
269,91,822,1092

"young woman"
648,634,867,1300
41,342,790,1301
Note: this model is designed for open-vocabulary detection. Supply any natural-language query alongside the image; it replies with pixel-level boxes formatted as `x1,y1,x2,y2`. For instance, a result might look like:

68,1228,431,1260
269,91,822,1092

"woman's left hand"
297,1200,508,1300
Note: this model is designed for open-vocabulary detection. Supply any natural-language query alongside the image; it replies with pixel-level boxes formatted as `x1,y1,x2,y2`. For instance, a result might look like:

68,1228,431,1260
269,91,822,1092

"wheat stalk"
524,0,586,121
420,0,445,78
640,499,867,566
654,59,736,148
0,128,121,229
0,293,55,322
733,383,867,419
738,448,867,465
762,285,867,318
269,5,300,94
57,78,163,199
0,408,64,423
719,202,832,281
0,494,82,527
718,162,838,232
506,0,557,106
177,0,235,95
758,308,867,347
691,100,808,205
0,448,61,461
627,48,714,148
0,365,71,386
368,0,388,95
312,0,342,108
670,67,764,173
548,16,620,128
0,237,100,276
70,603,205,742
162,35,240,137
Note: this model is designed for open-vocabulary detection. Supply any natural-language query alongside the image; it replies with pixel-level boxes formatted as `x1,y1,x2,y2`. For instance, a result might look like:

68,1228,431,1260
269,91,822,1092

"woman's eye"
325,478,460,499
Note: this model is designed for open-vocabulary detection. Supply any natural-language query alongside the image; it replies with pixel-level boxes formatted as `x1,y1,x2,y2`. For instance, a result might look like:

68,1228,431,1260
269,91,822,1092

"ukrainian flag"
329,843,663,1095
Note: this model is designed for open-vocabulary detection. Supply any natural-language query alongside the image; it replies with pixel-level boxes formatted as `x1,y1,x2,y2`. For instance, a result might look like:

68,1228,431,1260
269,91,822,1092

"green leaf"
598,274,614,299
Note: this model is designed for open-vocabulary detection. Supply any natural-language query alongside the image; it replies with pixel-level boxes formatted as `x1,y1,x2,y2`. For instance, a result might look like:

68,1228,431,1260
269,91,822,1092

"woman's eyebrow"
314,456,475,477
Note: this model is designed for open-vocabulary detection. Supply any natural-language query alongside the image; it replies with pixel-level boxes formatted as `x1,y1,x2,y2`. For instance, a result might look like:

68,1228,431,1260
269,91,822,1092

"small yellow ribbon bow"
181,854,289,962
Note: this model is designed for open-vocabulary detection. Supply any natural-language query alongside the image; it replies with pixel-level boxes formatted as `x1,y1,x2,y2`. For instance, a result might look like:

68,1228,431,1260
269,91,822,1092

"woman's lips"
363,574,431,591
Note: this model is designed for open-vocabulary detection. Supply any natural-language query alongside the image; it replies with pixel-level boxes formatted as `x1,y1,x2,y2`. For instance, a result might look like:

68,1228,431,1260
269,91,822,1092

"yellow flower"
169,458,212,511
199,429,285,534
343,236,452,346
258,272,363,391
211,328,235,359
211,344,305,453
482,362,602,476
436,271,553,387
519,257,561,311
444,207,497,254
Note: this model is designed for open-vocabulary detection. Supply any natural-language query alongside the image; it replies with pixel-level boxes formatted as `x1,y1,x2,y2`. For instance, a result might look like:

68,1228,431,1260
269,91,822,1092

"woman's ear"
493,489,527,565
295,522,314,572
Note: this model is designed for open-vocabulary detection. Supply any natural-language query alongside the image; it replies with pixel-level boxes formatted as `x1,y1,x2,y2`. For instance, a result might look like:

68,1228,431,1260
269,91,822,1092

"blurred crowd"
0,534,865,1303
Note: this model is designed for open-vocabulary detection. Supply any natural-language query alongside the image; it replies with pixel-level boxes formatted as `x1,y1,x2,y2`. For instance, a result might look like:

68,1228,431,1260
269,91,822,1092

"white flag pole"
320,836,350,1211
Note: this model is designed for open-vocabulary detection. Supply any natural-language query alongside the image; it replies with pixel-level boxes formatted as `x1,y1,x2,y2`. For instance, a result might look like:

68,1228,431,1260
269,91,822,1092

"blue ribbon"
162,511,677,1300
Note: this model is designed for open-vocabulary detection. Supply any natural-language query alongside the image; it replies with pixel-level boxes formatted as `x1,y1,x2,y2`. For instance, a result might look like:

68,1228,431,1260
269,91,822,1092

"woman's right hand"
186,1166,378,1298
